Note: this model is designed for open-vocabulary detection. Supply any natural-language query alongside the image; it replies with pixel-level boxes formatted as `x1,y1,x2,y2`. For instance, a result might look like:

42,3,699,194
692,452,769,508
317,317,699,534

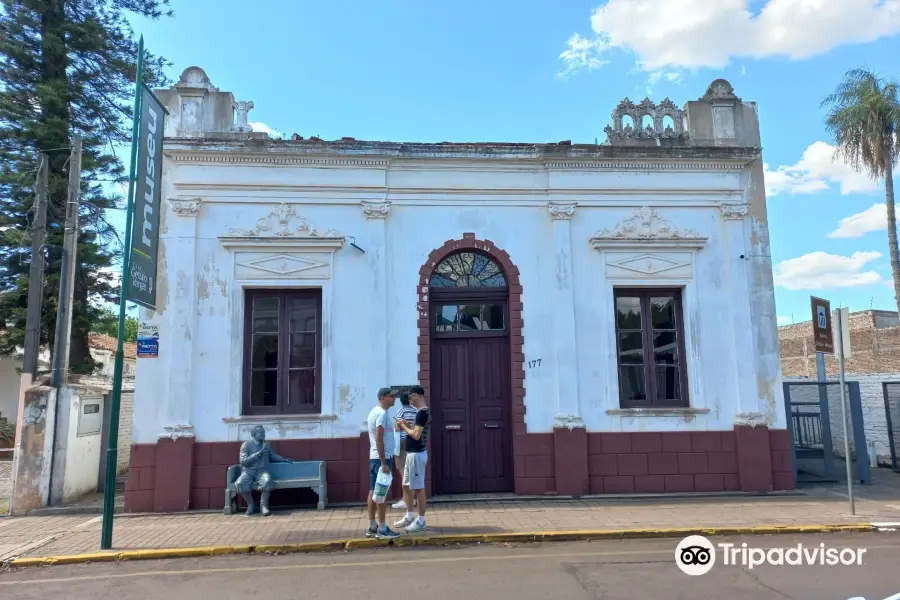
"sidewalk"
2,484,900,563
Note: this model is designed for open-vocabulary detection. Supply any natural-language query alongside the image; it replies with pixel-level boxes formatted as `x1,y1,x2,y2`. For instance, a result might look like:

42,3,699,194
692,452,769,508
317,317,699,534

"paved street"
1,533,897,599
2,490,900,561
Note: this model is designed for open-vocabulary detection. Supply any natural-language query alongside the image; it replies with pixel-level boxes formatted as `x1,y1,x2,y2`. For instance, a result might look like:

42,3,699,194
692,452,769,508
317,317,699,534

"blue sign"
136,323,159,358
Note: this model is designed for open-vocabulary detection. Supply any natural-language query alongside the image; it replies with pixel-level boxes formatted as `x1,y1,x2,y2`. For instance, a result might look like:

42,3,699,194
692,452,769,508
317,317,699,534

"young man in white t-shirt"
365,387,400,540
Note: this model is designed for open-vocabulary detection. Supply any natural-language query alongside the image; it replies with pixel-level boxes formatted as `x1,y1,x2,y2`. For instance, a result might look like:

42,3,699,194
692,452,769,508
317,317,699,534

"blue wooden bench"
223,460,327,514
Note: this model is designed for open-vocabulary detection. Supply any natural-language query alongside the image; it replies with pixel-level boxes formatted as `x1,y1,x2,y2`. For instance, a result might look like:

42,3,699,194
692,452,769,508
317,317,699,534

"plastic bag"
373,469,392,504
393,431,402,456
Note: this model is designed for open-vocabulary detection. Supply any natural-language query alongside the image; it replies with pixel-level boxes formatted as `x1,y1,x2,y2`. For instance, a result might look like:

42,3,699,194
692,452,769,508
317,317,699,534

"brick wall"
779,311,900,377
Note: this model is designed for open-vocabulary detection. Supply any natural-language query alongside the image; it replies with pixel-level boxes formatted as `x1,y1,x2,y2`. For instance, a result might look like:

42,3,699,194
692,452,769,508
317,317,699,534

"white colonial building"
126,67,791,513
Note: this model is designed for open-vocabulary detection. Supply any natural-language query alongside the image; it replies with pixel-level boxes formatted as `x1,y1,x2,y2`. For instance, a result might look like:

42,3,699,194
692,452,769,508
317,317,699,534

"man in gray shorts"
394,385,430,533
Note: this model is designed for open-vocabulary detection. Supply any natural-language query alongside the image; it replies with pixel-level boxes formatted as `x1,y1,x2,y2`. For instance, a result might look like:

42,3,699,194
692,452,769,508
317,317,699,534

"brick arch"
417,232,527,441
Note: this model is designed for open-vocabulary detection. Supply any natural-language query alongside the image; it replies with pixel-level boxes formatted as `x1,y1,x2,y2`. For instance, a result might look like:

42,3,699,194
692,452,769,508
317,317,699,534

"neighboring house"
779,310,900,466
127,67,789,514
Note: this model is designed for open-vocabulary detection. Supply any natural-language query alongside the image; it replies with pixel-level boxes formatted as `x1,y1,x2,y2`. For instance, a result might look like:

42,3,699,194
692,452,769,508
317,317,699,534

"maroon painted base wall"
125,426,794,513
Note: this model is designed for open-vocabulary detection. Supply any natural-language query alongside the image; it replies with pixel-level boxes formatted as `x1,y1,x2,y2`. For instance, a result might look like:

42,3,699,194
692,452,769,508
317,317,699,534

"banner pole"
101,35,144,550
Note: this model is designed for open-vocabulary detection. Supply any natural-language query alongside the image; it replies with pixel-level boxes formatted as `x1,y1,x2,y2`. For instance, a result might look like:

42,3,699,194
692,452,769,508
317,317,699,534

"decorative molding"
552,414,585,430
606,407,711,418
168,197,201,217
159,423,195,440
235,253,329,276
548,202,576,220
163,150,755,172
361,200,391,219
604,96,687,143
719,202,749,220
590,206,708,250
701,78,739,102
165,152,391,167
175,66,218,92
231,100,254,133
226,203,340,237
606,253,689,275
734,411,772,427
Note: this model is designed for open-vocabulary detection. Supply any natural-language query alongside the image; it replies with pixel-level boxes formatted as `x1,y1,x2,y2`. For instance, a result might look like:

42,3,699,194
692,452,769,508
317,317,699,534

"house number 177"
527,359,542,368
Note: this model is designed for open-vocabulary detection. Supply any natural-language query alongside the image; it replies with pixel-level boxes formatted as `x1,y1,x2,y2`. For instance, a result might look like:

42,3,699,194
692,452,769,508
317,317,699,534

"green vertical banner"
127,85,165,309
101,36,145,551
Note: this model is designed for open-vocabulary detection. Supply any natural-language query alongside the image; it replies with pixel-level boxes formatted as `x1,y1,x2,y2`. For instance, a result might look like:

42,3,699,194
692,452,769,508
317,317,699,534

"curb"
3,523,878,568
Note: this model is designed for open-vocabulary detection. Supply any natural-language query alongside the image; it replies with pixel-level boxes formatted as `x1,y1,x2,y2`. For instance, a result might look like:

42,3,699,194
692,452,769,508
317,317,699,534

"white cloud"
764,141,882,197
560,0,900,76
777,315,792,326
773,250,883,290
249,121,285,140
828,203,896,238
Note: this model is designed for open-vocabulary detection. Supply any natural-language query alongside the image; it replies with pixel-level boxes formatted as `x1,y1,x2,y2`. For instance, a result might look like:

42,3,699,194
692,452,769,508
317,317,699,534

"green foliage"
821,68,900,179
92,307,138,343
0,0,171,374
0,419,14,444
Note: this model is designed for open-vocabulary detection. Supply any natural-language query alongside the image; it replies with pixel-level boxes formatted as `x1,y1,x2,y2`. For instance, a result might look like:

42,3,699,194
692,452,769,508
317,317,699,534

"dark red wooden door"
469,336,512,493
432,336,512,495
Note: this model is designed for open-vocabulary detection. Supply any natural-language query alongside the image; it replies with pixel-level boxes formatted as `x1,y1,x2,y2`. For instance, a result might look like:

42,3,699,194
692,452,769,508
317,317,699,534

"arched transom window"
430,252,507,288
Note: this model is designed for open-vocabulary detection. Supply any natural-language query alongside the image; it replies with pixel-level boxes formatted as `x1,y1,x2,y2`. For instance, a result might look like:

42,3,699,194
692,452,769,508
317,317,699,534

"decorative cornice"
361,200,391,219
590,206,708,250
548,202,577,220
168,197,201,217
165,151,391,167
546,161,750,171
159,423,195,440
719,202,749,220
163,150,754,172
226,202,340,237
552,413,585,431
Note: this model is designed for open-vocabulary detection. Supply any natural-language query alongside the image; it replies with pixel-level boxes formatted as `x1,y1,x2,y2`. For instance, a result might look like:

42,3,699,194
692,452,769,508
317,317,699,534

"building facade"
126,67,791,513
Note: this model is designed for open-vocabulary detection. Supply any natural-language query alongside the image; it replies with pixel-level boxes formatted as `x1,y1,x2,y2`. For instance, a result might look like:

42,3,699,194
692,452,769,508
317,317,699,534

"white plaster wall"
785,376,898,466
133,156,785,442
51,388,102,504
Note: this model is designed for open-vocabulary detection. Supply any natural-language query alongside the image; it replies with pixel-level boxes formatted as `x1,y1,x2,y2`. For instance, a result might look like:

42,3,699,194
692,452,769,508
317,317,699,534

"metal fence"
783,381,871,485
884,382,900,473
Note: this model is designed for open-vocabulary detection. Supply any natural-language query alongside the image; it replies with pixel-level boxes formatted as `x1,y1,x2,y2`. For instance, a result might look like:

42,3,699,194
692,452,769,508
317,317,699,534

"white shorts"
403,451,428,490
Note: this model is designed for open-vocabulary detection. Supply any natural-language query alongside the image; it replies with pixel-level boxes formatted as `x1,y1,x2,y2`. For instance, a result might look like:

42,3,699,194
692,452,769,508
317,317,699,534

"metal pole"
101,37,143,550
23,155,49,378
835,308,854,514
51,136,82,388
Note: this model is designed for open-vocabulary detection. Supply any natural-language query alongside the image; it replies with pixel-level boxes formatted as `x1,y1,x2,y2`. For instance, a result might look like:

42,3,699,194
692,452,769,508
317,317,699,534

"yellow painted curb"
4,523,877,568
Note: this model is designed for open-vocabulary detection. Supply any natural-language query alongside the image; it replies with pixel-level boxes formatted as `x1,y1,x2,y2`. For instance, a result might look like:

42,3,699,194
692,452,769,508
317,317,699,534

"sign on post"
811,296,834,354
126,86,165,310
136,323,159,358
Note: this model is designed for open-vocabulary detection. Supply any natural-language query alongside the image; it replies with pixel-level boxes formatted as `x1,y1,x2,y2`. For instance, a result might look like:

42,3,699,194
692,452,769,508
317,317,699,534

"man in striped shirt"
394,384,430,533
392,393,418,510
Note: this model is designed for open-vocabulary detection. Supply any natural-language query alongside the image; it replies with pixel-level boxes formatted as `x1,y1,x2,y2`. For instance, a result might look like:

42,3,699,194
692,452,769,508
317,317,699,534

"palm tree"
822,69,900,312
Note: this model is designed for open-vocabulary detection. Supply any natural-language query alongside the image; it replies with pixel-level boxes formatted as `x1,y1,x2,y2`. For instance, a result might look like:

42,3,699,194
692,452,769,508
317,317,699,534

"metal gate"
884,382,900,473
783,380,872,485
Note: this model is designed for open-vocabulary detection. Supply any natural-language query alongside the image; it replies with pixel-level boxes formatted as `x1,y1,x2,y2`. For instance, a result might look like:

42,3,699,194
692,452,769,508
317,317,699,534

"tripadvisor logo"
675,535,867,576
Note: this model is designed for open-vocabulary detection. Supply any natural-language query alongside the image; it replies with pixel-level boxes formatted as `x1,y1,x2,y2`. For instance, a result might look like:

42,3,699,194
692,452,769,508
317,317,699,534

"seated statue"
235,425,293,516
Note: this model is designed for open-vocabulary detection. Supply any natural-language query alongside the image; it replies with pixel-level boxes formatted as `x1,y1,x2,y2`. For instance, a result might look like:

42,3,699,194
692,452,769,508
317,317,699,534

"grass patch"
0,498,8,515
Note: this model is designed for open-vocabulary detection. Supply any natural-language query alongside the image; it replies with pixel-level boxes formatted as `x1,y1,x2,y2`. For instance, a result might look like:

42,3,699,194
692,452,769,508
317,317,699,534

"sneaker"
392,500,408,510
365,525,377,538
375,527,400,540
406,520,427,533
394,515,414,528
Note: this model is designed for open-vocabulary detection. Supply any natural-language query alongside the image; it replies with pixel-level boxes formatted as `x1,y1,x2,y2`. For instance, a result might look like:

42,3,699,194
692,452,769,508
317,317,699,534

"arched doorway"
427,250,514,494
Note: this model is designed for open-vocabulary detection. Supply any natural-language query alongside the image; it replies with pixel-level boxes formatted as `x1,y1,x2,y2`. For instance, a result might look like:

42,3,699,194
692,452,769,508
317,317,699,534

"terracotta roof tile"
88,332,136,360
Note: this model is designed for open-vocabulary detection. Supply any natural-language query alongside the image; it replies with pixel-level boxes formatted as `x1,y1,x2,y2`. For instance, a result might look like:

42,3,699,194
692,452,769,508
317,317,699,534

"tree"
92,307,137,342
0,0,170,373
822,69,900,313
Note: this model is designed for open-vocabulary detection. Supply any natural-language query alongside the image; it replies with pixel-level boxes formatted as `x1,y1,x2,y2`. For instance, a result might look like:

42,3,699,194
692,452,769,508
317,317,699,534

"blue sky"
117,0,900,325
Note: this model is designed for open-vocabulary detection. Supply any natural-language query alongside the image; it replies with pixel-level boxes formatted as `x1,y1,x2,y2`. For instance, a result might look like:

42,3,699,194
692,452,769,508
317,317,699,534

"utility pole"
23,154,49,378
51,136,82,388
